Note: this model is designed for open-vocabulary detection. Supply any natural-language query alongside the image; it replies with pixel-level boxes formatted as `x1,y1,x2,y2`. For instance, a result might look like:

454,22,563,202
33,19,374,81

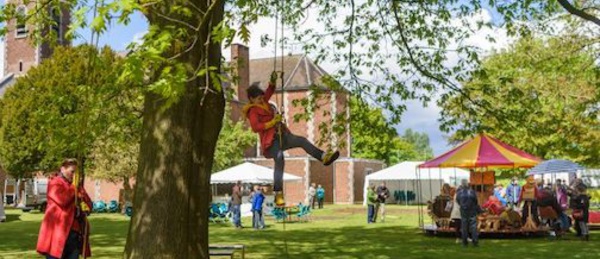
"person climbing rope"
244,71,340,206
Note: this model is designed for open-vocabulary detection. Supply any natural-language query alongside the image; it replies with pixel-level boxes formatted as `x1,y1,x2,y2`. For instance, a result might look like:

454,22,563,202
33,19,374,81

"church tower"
3,0,70,77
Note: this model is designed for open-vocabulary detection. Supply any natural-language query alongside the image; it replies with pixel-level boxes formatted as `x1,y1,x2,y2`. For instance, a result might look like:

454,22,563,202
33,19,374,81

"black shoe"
473,242,479,247
323,151,340,166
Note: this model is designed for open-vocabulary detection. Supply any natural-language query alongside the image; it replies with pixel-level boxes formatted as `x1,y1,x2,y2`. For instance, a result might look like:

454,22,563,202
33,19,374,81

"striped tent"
419,133,541,169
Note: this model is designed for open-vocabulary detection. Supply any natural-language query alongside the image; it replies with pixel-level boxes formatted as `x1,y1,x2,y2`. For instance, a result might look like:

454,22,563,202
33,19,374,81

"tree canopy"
212,106,256,173
350,97,433,165
440,36,600,166
0,45,142,179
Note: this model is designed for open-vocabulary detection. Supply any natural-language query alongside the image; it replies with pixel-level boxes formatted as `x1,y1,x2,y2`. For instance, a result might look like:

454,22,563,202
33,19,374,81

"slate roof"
248,54,329,91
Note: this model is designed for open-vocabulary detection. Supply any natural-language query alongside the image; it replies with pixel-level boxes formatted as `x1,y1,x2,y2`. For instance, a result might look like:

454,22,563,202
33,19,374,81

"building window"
19,61,23,72
16,6,28,38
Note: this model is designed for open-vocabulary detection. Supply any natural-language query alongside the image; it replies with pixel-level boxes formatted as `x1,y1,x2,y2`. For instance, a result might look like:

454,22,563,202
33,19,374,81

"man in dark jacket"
375,182,390,222
456,179,481,247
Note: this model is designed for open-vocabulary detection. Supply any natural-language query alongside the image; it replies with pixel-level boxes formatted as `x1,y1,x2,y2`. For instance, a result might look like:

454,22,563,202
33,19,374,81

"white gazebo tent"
211,162,302,184
211,162,302,217
363,161,470,205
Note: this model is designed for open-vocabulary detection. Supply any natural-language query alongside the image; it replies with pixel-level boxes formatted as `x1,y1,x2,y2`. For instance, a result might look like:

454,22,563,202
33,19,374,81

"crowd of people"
366,182,390,223
446,176,592,247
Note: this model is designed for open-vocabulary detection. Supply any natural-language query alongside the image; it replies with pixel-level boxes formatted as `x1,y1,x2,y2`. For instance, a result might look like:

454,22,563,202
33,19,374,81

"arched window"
15,5,28,38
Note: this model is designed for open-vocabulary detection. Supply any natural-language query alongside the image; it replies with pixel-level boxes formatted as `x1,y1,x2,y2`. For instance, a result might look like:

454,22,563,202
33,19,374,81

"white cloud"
128,31,147,48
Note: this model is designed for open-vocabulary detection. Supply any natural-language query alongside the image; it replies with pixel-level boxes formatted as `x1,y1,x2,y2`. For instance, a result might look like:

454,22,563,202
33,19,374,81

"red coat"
37,175,92,258
244,82,287,158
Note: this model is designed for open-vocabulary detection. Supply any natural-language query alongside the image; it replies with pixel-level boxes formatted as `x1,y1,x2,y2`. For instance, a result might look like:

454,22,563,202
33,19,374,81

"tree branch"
557,0,600,27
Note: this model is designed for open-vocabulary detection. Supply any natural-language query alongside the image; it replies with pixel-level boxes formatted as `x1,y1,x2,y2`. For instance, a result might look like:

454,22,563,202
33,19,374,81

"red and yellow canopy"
419,133,541,169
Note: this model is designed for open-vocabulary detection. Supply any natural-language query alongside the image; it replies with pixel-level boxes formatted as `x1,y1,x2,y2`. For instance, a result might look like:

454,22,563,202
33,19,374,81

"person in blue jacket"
494,184,507,206
506,177,521,209
316,185,325,209
252,186,266,229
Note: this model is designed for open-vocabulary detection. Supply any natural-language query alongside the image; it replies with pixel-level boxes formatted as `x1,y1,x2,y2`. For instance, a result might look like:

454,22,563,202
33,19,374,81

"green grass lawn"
0,205,598,259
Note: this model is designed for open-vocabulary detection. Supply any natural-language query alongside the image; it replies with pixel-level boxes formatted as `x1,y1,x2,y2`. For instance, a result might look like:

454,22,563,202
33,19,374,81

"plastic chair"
218,203,230,221
125,206,133,217
93,201,107,213
107,200,119,213
271,207,287,222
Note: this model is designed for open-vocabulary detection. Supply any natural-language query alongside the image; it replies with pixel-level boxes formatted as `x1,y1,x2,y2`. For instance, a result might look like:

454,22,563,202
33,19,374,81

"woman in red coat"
37,159,92,259
244,72,340,205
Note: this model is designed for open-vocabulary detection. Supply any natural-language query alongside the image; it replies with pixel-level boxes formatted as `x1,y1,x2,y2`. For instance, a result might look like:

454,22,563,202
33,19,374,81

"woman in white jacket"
450,193,462,243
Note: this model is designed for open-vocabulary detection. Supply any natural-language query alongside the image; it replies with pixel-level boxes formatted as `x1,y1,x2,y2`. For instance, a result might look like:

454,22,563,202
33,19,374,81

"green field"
0,205,598,259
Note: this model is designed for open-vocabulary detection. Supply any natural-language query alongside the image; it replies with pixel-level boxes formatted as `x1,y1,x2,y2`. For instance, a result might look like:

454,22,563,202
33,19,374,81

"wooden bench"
209,244,245,259
209,249,235,258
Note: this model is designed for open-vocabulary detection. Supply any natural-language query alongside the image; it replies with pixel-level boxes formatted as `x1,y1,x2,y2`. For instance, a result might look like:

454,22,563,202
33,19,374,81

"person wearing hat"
506,177,521,209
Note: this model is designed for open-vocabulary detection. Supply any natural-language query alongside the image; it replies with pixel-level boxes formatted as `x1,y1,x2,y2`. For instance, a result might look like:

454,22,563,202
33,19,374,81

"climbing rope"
273,1,289,258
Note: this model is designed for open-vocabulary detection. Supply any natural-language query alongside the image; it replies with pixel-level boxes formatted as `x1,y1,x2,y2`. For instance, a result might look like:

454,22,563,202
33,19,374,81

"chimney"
231,44,250,103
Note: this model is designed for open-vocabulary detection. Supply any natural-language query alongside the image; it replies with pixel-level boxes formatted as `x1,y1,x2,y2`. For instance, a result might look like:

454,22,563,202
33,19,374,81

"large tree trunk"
124,1,225,258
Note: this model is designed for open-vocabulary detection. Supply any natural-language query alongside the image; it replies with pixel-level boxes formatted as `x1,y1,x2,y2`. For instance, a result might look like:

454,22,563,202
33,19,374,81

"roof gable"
248,55,328,91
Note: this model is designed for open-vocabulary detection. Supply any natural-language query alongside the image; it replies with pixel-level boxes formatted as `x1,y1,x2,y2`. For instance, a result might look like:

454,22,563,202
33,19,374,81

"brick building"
229,44,384,204
0,0,70,92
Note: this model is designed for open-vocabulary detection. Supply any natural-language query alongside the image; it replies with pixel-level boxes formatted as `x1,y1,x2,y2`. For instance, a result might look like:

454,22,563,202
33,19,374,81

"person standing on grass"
231,181,243,229
249,185,257,228
375,182,390,222
316,184,325,209
0,198,5,223
572,185,591,241
367,185,377,224
37,159,93,259
307,183,317,209
252,185,266,230
456,179,481,247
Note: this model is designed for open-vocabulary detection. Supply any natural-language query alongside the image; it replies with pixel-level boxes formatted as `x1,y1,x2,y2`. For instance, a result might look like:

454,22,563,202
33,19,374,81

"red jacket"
244,82,287,158
37,175,92,258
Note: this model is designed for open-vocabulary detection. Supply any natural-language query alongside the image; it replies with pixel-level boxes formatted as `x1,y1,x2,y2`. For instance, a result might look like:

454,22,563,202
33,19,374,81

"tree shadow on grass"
0,215,130,258
209,223,600,259
5,213,22,223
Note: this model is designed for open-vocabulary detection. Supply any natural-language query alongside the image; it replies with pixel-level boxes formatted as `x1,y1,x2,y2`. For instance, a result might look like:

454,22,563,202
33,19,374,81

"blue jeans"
45,231,81,259
461,214,478,245
367,205,375,223
253,210,264,229
231,204,241,227
266,132,324,192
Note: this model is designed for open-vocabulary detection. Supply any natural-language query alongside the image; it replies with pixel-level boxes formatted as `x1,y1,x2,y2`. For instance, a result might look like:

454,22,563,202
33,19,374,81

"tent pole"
405,180,408,206
428,168,433,227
